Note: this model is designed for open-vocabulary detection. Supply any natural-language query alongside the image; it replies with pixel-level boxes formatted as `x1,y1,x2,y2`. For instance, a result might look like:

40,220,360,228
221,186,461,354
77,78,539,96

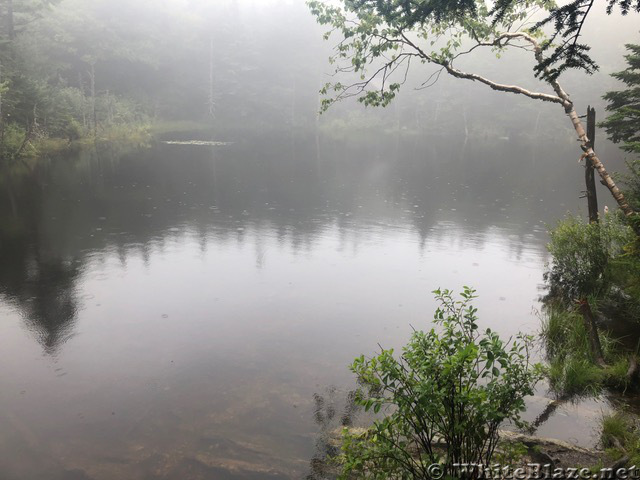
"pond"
0,132,620,479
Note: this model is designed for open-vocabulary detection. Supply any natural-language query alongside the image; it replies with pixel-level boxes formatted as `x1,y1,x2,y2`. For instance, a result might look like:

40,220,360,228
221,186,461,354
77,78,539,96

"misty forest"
1,0,640,479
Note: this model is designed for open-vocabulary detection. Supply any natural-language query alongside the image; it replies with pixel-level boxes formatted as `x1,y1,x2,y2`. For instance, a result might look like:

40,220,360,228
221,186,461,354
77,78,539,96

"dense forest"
0,0,636,161
0,0,335,157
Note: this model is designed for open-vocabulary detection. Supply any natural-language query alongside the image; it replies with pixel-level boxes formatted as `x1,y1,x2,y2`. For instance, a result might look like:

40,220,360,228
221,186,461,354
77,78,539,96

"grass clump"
547,357,604,396
603,358,633,390
541,305,604,396
601,412,640,465
540,307,592,361
540,303,636,396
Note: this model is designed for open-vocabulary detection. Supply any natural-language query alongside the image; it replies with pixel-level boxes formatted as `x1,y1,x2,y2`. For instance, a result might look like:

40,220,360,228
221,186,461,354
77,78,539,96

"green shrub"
609,254,640,313
337,288,542,479
0,123,37,164
542,214,640,397
545,215,631,303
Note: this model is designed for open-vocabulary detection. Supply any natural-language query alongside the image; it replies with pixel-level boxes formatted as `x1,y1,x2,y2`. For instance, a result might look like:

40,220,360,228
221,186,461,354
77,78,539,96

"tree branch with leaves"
308,0,640,234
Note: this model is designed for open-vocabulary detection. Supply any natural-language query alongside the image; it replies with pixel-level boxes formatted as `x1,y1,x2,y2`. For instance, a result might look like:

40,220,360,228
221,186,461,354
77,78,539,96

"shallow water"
0,133,619,478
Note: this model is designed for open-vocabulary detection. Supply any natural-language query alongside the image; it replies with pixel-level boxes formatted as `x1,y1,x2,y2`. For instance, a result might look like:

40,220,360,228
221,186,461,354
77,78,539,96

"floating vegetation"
161,140,232,146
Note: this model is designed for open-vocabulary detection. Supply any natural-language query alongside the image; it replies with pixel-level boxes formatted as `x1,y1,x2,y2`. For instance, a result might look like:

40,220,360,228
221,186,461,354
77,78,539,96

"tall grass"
540,304,632,396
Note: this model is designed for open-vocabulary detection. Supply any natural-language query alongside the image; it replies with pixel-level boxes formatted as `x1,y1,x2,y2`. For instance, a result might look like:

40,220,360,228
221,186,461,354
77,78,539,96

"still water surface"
0,134,615,478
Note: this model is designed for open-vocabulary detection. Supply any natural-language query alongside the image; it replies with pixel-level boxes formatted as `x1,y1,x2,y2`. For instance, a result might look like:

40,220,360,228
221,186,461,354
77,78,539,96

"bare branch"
416,66,444,90
399,31,565,105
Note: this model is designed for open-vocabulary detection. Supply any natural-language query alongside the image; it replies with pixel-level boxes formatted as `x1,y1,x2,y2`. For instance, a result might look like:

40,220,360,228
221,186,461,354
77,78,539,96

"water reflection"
0,132,614,478
0,135,563,354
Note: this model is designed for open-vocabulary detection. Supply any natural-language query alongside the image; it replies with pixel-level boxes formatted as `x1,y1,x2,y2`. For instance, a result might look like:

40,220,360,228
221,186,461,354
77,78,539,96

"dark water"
0,133,619,479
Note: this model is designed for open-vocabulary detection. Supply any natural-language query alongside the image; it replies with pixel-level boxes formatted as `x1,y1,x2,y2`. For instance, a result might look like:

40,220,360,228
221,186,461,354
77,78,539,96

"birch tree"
308,0,640,233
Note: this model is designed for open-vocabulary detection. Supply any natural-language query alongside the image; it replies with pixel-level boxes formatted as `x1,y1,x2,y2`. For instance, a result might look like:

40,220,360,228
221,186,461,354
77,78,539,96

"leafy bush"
337,288,542,479
545,215,632,303
0,123,36,164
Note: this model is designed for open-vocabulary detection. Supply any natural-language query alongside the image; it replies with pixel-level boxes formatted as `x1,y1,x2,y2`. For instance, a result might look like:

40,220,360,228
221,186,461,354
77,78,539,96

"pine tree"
601,43,640,155
601,43,640,213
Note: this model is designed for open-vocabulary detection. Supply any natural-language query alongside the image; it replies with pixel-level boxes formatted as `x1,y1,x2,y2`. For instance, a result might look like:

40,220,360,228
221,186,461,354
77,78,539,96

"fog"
11,0,639,145
0,1,638,479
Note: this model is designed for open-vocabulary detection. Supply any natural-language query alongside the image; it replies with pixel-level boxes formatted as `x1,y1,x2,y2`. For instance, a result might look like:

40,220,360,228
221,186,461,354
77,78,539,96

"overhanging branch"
399,31,565,106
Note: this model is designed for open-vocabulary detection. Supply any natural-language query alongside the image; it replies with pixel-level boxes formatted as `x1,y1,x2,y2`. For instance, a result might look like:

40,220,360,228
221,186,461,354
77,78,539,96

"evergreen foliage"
601,43,640,156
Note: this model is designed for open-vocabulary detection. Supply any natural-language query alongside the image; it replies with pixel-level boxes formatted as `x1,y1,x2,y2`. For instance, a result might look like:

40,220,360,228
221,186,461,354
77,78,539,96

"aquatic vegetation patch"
161,140,233,146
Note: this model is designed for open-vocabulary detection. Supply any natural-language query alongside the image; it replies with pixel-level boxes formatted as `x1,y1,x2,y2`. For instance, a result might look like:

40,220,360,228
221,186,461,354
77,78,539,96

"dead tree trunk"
0,61,4,149
577,299,607,367
564,105,637,227
527,33,636,227
585,106,599,223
